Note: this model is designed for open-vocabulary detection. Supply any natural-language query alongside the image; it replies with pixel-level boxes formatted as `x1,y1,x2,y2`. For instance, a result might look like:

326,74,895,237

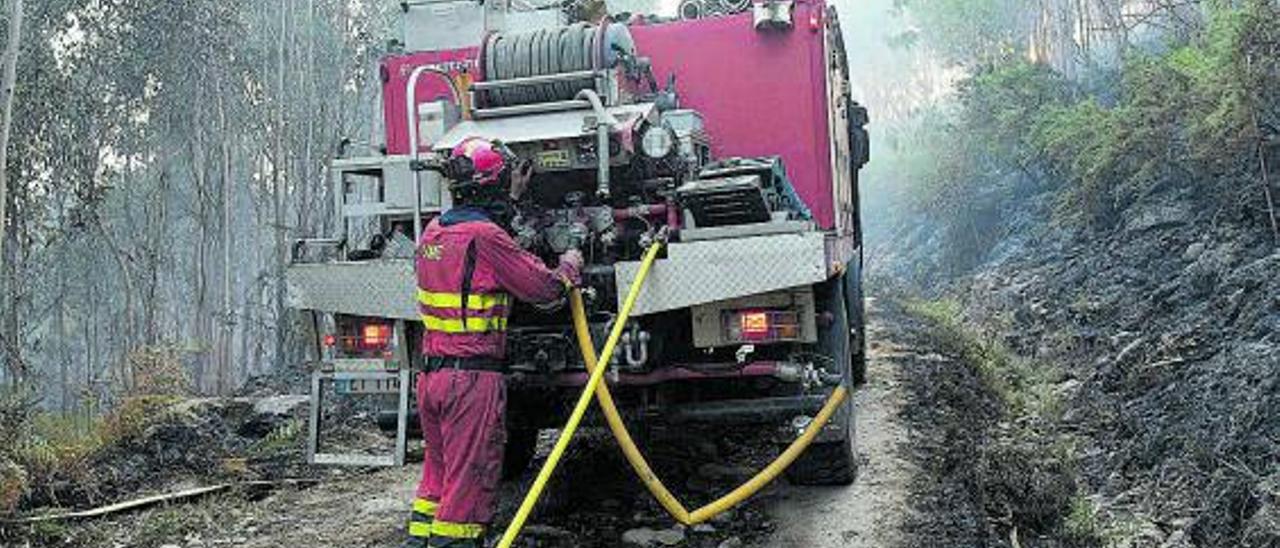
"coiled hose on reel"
478,22,636,108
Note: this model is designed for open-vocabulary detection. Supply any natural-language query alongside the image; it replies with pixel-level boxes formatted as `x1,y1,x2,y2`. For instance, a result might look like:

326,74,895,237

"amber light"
726,309,802,343
361,324,391,348
740,311,771,336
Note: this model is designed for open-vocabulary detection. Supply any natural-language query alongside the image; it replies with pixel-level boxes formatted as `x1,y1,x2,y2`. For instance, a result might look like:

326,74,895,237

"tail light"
322,334,337,347
360,323,392,349
724,309,802,343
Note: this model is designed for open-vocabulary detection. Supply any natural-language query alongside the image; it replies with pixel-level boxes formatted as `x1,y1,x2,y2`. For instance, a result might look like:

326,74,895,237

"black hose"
479,23,635,108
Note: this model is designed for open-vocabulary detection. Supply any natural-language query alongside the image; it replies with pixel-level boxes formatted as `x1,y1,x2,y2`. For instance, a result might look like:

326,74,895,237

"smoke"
827,0,960,251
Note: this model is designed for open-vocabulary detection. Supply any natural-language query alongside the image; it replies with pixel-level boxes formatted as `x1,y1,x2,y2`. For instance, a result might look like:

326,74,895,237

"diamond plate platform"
287,260,417,320
615,231,831,316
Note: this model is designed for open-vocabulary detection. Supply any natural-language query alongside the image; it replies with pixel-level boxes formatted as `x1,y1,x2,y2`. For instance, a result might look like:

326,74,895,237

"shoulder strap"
459,239,479,332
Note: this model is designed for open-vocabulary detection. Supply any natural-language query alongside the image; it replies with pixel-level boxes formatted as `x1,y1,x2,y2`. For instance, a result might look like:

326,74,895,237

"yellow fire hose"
569,290,849,525
497,240,665,548
497,239,850,546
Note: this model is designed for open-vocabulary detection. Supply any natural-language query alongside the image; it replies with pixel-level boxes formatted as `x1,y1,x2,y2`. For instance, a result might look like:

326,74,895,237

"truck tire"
786,276,857,486
785,431,856,486
503,425,539,480
845,259,868,386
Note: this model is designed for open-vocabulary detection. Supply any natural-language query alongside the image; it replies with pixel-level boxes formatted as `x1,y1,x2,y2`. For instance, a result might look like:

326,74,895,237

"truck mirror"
849,104,870,168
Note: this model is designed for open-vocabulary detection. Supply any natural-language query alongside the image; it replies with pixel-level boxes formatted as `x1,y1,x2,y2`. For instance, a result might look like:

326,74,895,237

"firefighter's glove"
558,249,585,287
509,159,534,201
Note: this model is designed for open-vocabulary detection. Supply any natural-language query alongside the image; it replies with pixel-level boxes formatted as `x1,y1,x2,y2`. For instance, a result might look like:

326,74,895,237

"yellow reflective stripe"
418,289,510,311
421,315,509,333
412,498,438,516
429,520,484,539
408,521,432,538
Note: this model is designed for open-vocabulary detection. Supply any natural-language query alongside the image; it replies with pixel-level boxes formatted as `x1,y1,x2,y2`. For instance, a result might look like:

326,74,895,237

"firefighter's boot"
425,536,482,548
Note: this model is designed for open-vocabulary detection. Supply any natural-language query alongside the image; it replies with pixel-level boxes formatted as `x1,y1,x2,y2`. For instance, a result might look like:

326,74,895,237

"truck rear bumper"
538,361,801,388
661,394,827,424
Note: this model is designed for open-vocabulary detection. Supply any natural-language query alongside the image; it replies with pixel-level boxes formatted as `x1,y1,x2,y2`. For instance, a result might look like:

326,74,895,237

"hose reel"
477,23,638,109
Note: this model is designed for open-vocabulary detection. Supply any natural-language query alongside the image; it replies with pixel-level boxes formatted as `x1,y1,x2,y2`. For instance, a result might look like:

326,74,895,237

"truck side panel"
382,47,478,156
381,3,838,229
630,2,836,229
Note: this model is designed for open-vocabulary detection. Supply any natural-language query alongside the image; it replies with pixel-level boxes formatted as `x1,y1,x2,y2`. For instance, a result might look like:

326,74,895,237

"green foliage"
903,298,1062,418
1062,495,1108,545
886,1,1280,236
122,345,192,398
1031,2,1279,228
903,299,1094,542
18,414,102,478
0,386,111,516
102,395,180,444
960,62,1072,170
249,418,302,456
0,458,26,516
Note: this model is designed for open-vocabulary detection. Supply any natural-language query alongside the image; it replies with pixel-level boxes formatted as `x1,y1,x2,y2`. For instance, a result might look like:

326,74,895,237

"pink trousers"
414,369,507,527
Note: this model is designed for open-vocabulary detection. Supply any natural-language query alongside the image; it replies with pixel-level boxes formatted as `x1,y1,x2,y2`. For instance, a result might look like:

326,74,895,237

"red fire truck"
288,0,870,485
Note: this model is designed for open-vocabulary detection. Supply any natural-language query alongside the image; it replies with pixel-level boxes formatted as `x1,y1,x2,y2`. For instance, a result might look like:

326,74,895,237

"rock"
1161,529,1193,548
654,527,686,546
717,537,744,548
1128,518,1166,544
692,523,716,534
622,526,686,547
622,528,658,546
1182,242,1206,261
524,525,573,540
1125,202,1192,233
710,508,736,525
237,395,309,437
252,395,309,417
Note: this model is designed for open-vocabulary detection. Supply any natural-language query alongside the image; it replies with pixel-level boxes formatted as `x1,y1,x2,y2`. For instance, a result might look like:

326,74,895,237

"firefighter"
404,137,582,548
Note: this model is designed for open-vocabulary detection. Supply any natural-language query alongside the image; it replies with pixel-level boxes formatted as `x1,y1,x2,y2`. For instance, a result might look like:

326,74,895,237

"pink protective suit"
409,208,578,543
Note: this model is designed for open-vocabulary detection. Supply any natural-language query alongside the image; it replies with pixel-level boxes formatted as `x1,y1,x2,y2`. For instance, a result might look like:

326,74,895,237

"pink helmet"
451,137,506,186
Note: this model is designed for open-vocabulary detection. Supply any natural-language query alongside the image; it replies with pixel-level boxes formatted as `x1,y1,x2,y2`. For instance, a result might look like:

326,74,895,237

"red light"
809,11,821,31
322,334,337,347
361,324,391,348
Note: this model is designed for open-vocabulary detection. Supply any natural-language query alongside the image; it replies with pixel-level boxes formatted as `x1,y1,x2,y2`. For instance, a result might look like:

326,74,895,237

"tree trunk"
218,91,235,393
0,0,23,384
0,0,22,283
272,0,289,372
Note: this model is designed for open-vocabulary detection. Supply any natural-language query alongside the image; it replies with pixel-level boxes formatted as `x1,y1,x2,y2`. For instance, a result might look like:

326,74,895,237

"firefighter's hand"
510,159,534,201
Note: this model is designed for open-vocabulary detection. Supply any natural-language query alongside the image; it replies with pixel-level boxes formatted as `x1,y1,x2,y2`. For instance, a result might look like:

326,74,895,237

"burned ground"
875,188,1280,547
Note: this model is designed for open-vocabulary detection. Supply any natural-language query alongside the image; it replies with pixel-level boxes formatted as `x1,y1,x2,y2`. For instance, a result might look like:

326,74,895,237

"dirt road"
751,299,919,547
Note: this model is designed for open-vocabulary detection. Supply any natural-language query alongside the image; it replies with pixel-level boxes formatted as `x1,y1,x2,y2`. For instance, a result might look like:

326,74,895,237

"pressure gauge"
641,125,676,159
